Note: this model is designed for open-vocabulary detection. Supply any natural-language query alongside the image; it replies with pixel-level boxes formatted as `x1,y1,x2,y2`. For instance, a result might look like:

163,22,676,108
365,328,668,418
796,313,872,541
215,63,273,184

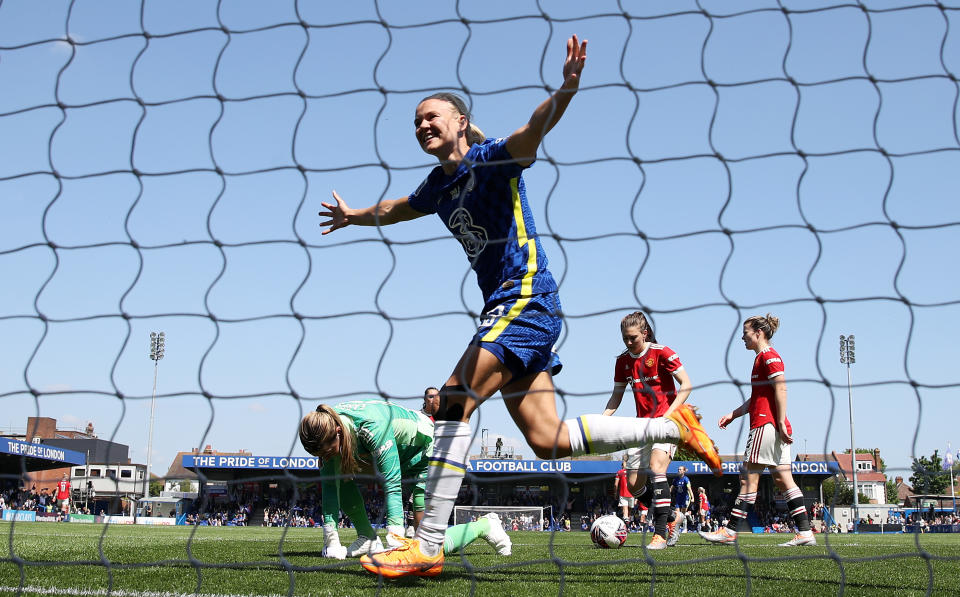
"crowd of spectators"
8,477,960,536
185,502,251,526
0,483,91,517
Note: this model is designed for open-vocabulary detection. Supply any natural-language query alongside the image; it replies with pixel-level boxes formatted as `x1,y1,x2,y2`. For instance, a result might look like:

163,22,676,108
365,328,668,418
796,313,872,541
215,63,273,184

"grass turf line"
1,522,958,597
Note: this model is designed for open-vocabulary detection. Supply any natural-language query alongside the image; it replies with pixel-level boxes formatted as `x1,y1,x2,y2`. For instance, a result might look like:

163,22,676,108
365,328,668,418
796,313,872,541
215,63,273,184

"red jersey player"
697,486,711,527
699,313,815,547
56,473,71,513
602,311,695,550
614,455,635,521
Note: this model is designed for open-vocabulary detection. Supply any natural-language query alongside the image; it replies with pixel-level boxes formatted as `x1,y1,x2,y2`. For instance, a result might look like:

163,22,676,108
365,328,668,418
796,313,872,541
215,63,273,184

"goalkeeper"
299,400,511,559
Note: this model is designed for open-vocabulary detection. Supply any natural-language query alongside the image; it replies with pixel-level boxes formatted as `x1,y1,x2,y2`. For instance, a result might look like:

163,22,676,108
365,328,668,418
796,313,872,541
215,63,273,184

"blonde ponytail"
299,405,358,476
466,123,486,146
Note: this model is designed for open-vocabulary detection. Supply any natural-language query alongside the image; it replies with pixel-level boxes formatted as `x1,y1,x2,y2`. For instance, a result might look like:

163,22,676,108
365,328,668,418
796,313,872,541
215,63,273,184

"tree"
909,450,950,495
821,477,870,506
675,445,698,463
149,480,163,497
885,479,900,505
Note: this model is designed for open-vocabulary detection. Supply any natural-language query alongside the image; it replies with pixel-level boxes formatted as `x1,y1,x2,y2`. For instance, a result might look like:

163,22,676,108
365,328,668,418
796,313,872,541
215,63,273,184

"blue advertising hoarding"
182,454,838,477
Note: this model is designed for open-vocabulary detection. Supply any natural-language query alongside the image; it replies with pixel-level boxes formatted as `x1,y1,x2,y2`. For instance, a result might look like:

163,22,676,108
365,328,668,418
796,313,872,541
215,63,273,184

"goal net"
454,505,551,532
2,0,959,594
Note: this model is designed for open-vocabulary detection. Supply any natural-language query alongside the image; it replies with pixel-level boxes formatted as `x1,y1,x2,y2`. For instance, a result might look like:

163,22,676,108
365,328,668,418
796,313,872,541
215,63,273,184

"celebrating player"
699,314,816,547
319,34,721,578
602,312,693,549
298,401,511,559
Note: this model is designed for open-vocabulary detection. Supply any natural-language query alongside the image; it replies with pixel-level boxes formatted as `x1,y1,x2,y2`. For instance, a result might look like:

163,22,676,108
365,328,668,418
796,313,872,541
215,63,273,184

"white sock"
565,415,679,457
416,420,471,554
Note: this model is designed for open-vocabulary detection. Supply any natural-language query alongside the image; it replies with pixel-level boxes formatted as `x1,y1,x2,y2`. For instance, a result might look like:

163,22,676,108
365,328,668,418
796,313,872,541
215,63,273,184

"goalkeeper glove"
322,524,347,560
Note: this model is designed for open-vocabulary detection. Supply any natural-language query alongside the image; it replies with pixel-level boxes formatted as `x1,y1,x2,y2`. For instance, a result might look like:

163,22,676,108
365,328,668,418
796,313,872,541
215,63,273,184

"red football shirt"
56,479,70,500
748,346,791,434
614,344,683,418
615,468,632,498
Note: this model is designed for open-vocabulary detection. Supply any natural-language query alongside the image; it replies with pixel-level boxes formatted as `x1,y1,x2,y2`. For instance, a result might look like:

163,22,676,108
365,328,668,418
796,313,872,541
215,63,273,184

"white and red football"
590,515,628,549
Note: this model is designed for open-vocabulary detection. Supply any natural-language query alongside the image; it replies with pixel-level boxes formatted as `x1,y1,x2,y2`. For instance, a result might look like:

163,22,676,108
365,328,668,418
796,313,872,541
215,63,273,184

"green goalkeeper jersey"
320,400,434,528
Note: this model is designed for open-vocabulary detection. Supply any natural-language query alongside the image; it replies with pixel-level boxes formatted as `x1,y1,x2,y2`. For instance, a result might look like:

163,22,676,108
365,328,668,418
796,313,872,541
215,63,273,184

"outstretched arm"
506,34,587,166
319,190,424,235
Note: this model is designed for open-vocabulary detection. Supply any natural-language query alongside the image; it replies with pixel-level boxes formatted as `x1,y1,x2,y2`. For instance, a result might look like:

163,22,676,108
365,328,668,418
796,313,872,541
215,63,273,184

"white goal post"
454,505,552,531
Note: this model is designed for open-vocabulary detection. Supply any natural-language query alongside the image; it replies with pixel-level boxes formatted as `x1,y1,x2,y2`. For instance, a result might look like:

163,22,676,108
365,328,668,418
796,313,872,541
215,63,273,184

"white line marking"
0,586,284,597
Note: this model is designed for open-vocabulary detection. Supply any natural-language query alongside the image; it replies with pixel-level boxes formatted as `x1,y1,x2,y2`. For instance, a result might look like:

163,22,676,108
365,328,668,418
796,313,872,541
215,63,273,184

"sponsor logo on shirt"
448,207,488,257
374,439,394,458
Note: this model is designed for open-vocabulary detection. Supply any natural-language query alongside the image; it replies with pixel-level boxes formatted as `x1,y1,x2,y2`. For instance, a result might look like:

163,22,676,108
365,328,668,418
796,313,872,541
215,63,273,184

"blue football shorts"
472,292,563,380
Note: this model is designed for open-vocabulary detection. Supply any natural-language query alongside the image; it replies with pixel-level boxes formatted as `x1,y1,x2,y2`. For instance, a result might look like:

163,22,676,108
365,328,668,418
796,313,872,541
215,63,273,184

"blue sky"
1,0,958,481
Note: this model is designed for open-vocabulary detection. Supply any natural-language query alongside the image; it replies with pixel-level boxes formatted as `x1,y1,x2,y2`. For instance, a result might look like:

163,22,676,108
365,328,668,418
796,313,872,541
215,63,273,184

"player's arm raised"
602,383,627,416
319,190,424,235
506,34,586,167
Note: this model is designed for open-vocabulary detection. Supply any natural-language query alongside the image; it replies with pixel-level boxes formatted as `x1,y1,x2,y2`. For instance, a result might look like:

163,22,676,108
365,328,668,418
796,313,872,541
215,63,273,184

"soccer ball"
590,515,628,549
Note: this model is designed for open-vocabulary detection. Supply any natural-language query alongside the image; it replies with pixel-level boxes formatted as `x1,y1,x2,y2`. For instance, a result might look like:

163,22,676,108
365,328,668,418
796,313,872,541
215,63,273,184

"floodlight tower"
146,331,165,500
840,334,858,530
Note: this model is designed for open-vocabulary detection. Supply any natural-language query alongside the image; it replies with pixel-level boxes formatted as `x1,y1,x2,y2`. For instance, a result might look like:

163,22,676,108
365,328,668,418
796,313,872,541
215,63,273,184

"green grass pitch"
1,522,958,596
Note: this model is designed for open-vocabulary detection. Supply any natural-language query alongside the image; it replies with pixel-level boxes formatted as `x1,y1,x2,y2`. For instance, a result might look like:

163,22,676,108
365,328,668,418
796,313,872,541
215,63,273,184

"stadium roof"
0,437,86,476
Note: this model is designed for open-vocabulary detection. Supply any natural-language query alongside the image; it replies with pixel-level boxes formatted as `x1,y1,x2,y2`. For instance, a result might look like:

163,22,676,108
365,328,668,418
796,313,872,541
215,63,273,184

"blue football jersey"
407,138,558,305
